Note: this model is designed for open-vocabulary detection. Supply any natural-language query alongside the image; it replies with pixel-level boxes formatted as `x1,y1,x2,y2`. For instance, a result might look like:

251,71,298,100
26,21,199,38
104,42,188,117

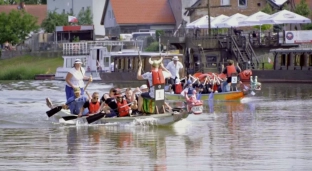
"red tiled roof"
0,5,47,25
101,0,175,25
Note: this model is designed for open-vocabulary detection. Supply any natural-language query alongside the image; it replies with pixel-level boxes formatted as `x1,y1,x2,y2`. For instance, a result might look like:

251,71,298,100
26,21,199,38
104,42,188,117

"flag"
68,16,78,23
268,57,272,64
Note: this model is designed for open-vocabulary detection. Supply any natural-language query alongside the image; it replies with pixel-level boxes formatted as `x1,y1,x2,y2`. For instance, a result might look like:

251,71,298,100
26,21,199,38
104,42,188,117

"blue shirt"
66,96,89,115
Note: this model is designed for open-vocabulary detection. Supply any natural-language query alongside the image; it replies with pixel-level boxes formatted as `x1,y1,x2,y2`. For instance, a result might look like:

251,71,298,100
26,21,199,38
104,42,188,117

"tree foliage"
41,10,70,33
294,0,310,17
77,7,93,25
0,10,39,44
253,4,274,31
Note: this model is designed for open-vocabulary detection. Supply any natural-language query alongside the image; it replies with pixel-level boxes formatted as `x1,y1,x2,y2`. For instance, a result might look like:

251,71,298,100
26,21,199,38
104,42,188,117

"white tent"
260,9,311,24
215,13,248,28
186,15,214,28
196,14,229,28
239,11,270,26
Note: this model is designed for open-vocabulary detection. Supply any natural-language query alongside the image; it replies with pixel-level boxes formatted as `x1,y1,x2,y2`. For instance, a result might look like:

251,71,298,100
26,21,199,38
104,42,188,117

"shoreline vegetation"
0,56,63,80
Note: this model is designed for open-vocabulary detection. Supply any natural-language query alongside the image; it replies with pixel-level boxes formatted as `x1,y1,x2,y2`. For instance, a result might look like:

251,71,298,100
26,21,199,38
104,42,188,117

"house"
100,0,179,37
185,0,268,22
0,3,47,25
47,0,106,37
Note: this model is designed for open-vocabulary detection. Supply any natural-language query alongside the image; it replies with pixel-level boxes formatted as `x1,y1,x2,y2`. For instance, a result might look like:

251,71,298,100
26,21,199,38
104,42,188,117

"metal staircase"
218,35,259,69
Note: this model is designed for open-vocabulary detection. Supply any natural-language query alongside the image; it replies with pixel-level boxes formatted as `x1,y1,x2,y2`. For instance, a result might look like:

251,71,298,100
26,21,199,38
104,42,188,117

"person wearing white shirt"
166,56,184,92
65,59,92,100
110,62,115,72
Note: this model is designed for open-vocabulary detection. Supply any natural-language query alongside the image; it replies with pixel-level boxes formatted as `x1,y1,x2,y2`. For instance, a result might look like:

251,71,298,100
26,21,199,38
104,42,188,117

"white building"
47,0,106,37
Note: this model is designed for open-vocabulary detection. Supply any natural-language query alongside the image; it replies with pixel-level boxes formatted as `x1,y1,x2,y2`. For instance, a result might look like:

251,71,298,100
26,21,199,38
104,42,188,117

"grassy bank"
0,56,63,80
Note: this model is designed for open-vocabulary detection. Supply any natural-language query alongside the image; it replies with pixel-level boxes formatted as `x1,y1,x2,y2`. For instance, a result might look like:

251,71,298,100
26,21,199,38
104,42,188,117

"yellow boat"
165,91,245,101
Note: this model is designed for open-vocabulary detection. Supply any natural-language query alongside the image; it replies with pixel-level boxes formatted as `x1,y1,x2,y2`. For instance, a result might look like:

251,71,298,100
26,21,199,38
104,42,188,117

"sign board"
231,76,238,84
285,31,312,44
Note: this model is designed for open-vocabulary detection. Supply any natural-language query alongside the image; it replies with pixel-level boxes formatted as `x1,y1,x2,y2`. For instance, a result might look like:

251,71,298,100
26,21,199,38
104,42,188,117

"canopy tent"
186,15,214,28
215,13,248,28
260,9,311,24
196,14,229,28
238,11,270,26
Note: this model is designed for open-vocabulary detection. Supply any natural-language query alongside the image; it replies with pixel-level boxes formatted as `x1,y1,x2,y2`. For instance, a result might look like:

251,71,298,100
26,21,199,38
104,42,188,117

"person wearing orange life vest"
221,60,241,92
173,78,183,94
136,57,171,114
78,92,101,117
116,94,131,117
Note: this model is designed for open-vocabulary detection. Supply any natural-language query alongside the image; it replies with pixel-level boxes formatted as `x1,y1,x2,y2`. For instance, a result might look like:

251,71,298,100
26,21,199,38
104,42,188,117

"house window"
221,0,230,5
238,0,247,7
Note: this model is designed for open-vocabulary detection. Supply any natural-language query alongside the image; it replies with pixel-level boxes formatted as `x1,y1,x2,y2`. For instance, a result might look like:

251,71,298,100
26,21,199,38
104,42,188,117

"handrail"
246,40,260,65
230,35,247,63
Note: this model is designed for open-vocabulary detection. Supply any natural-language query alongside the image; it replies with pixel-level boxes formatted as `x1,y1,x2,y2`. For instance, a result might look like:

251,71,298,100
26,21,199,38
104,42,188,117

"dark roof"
100,0,175,25
0,5,47,25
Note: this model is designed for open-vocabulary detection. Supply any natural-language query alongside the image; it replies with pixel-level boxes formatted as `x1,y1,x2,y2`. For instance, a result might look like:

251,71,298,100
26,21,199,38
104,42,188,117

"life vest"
89,101,100,114
174,84,182,94
147,69,165,88
117,99,130,117
226,65,237,77
239,69,252,82
212,84,218,92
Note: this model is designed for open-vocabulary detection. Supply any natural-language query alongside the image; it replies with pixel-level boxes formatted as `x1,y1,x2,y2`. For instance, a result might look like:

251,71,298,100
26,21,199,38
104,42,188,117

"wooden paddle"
46,80,91,117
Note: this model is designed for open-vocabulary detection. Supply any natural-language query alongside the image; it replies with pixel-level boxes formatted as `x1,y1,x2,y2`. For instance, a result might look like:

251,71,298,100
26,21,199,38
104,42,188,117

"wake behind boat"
52,108,189,126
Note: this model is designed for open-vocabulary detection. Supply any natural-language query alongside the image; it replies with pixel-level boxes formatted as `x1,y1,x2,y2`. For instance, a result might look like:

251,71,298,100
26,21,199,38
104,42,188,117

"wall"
190,0,268,22
93,0,106,36
169,0,183,28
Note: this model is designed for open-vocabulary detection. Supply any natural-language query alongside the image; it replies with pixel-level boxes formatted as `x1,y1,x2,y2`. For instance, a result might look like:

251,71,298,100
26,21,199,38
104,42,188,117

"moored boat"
53,108,189,125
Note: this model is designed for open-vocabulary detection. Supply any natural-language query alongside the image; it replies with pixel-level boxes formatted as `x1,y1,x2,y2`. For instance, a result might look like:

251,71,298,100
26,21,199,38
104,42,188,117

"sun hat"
73,87,81,93
74,59,82,64
172,56,179,61
140,84,148,90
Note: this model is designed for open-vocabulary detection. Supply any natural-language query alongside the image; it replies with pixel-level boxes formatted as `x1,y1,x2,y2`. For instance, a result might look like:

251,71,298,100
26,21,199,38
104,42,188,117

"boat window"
309,55,312,66
128,58,133,70
104,57,110,67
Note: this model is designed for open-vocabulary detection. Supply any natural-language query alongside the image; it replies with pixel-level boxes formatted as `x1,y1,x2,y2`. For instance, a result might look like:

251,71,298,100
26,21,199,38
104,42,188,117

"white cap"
74,59,82,64
172,56,179,61
140,84,148,90
175,79,180,84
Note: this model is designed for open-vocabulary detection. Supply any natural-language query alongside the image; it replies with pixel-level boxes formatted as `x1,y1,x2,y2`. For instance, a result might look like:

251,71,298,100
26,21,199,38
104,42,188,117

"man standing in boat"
166,56,184,93
136,57,172,114
221,60,241,92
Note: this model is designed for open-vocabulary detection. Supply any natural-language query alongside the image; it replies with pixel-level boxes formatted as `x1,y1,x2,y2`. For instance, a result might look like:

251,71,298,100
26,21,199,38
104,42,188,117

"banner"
68,16,78,23
285,30,312,44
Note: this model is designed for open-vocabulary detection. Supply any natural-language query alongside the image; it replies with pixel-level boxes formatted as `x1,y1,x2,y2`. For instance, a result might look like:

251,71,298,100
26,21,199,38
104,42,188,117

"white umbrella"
215,13,248,28
260,9,311,24
186,15,214,28
239,11,270,26
196,14,229,28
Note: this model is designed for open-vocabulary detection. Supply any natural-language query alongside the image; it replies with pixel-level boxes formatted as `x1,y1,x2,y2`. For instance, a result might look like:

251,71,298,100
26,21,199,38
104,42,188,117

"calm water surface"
0,80,312,170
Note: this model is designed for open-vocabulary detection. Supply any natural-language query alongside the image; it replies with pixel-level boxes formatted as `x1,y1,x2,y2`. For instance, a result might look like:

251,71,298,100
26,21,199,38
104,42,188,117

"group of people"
168,59,242,96
47,55,242,118
47,55,175,118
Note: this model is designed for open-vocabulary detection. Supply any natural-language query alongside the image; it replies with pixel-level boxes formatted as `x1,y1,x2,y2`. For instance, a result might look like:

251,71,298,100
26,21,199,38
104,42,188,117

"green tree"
41,10,70,33
0,0,46,5
77,7,93,25
0,10,38,44
294,0,310,17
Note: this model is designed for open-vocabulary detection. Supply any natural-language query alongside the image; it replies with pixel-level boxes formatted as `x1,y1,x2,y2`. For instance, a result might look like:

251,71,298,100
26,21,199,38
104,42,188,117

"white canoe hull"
52,109,189,125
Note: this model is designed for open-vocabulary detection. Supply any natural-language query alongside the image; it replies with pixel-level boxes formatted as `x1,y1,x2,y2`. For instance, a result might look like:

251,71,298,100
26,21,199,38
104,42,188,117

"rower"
221,60,241,92
78,92,100,117
136,56,172,114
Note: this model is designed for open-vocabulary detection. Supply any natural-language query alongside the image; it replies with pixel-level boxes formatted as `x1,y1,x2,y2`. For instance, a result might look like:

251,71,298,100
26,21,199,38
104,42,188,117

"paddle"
86,102,133,124
46,80,91,117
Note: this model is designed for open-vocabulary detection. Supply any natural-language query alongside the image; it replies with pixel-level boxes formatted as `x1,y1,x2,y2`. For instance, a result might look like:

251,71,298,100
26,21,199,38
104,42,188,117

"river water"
0,80,312,170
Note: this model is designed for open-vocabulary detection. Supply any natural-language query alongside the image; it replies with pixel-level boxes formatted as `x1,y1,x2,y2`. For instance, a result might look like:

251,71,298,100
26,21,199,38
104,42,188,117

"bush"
145,42,159,52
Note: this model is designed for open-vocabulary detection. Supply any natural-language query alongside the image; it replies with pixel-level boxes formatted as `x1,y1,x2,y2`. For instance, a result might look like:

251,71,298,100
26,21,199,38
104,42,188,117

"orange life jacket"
226,65,237,77
147,69,165,88
212,84,218,92
89,101,100,114
117,99,130,117
174,84,183,94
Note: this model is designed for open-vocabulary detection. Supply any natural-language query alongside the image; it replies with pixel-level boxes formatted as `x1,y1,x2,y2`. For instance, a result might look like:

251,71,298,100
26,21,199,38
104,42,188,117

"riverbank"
0,55,63,80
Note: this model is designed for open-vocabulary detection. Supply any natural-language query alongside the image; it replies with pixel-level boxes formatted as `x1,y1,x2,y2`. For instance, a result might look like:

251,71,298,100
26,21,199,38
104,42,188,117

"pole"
207,0,211,36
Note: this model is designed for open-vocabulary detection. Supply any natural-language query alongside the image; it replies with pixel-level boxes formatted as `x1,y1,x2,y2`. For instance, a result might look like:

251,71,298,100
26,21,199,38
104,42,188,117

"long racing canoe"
165,91,245,101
